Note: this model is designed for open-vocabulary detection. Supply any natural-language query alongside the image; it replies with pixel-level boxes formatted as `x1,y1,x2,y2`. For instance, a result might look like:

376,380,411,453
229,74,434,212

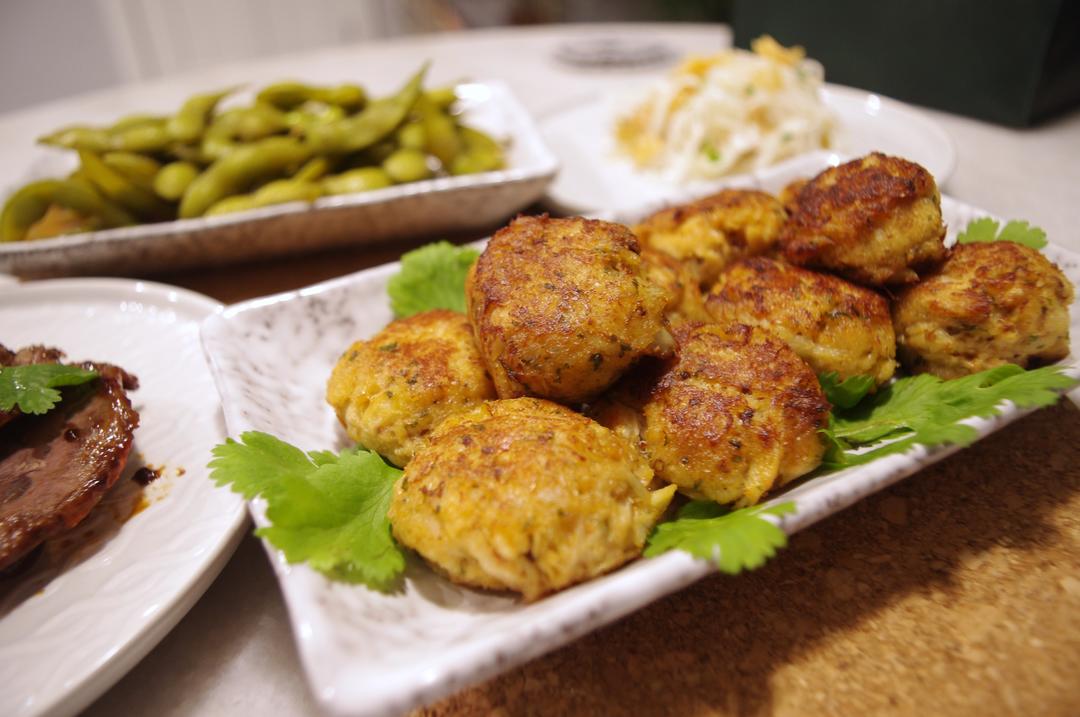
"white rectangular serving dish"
199,159,1080,717
0,82,558,278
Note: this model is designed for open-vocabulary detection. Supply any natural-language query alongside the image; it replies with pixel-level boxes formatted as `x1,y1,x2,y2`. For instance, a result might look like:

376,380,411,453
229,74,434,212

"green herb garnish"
209,431,405,590
956,217,1047,250
818,372,875,410
386,241,479,318
0,364,98,415
822,364,1076,470
645,500,796,574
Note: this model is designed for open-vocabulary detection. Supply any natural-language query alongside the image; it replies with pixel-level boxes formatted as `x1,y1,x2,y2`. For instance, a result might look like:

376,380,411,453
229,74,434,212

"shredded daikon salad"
614,36,835,182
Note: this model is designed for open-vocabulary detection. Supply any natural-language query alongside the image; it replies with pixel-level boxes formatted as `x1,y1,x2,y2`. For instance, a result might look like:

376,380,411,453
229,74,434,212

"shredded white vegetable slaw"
615,36,835,183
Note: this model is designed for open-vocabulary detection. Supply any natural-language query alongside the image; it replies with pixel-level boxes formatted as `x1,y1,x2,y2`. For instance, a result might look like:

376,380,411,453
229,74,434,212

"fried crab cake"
781,152,947,286
633,189,788,290
389,398,676,601
892,241,1074,379
640,247,711,324
594,323,829,507
705,257,897,386
466,215,672,403
326,309,496,467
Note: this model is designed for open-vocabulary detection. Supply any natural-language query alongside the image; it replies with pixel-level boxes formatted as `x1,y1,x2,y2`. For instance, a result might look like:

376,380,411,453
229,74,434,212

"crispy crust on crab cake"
326,309,496,467
466,215,672,403
705,257,897,386
892,241,1074,379
633,189,788,291
780,152,946,286
594,323,829,507
639,247,711,324
389,398,675,601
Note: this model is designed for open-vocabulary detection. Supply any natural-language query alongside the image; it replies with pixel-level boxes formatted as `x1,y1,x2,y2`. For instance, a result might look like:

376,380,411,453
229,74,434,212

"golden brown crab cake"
466,215,672,403
326,309,496,467
705,257,897,386
639,247,711,324
633,189,788,290
780,152,947,286
892,241,1073,379
778,177,809,215
389,398,676,601
608,323,830,507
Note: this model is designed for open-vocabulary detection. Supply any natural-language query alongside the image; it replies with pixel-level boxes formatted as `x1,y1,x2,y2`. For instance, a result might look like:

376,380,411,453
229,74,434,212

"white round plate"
540,82,956,215
0,279,246,717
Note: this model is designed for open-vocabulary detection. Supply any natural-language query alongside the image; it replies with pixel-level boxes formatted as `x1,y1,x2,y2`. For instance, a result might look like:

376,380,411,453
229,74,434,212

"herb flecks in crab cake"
389,397,675,601
780,152,947,286
592,323,830,507
466,215,672,403
892,241,1073,379
706,256,897,387
326,309,496,468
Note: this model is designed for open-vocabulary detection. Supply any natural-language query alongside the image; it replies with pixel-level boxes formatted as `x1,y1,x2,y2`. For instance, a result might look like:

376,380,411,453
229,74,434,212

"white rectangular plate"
200,162,1080,717
0,82,558,278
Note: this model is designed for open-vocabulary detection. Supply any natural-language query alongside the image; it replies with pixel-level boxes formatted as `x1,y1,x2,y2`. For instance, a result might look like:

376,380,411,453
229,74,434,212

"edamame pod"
178,136,312,218
382,148,433,183
167,87,236,143
154,161,199,201
306,65,426,154
0,179,134,242
322,167,393,194
38,126,112,153
103,152,161,189
78,150,172,220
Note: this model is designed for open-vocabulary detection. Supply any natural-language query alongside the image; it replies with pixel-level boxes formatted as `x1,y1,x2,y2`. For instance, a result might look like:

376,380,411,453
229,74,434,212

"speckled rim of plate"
199,179,1079,717
0,278,248,717
0,81,559,277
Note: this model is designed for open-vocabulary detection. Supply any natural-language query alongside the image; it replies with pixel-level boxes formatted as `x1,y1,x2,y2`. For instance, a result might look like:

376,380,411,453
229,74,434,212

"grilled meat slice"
0,355,139,571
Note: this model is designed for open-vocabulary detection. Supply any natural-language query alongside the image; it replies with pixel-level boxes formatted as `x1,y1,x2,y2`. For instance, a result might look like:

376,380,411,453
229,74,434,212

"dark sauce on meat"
132,466,161,486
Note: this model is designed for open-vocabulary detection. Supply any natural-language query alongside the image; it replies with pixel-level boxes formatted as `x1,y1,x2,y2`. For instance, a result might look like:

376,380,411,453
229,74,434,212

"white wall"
0,0,428,114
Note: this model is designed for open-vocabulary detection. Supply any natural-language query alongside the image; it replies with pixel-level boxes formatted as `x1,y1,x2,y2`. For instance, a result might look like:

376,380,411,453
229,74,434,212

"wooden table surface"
35,22,1076,717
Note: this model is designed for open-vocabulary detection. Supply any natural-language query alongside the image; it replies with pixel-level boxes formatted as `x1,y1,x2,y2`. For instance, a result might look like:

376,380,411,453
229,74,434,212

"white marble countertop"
1,22,1075,717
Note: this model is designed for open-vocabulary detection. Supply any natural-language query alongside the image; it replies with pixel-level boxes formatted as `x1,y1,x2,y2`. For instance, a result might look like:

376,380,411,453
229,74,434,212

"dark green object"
733,0,1080,126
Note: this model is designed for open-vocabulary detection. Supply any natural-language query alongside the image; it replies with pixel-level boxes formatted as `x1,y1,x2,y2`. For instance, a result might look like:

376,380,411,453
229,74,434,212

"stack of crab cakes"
326,152,1073,600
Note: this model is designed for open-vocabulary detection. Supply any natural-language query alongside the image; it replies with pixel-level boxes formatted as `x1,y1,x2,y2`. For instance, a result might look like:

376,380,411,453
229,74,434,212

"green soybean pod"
103,152,161,189
204,194,258,217
179,136,312,218
320,83,367,111
154,161,200,201
424,86,457,110
256,81,311,110
113,122,174,153
293,156,331,182
322,167,393,195
78,150,172,220
251,178,323,206
0,179,134,242
382,148,433,183
37,125,113,153
306,65,426,154
167,87,236,143
396,121,426,150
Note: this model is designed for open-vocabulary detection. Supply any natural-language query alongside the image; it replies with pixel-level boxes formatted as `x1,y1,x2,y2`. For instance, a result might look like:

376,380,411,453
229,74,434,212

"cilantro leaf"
209,431,406,590
822,364,1077,469
818,372,875,409
387,241,480,318
645,500,796,574
956,217,1047,250
0,364,98,415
